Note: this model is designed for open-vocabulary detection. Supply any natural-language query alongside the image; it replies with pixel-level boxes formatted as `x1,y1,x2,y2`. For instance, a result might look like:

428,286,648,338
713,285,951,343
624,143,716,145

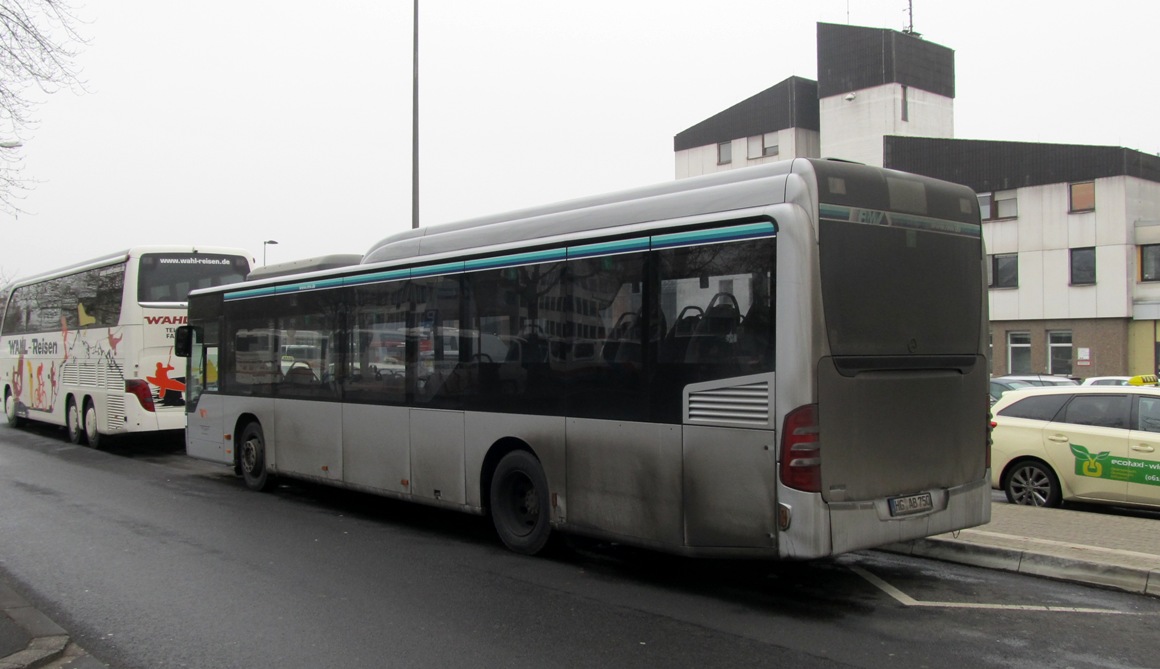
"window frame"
1007,331,1031,375
1069,181,1095,213
978,190,1018,221
716,141,732,166
988,253,1018,289
1069,247,1096,285
1141,244,1160,282
1047,330,1073,376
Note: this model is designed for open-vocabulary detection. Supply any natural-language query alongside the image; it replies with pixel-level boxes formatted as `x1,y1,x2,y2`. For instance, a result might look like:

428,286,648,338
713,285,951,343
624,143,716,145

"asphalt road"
2,423,1159,669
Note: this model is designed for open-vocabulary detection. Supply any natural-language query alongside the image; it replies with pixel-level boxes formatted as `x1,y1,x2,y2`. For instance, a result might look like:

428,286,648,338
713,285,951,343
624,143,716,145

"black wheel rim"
498,470,539,538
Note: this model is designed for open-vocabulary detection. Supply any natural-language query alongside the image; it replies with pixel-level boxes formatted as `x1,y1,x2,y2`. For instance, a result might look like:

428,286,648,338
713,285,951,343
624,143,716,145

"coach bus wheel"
4,390,25,428
83,399,102,450
239,422,271,492
1005,460,1061,507
489,450,551,555
66,398,83,444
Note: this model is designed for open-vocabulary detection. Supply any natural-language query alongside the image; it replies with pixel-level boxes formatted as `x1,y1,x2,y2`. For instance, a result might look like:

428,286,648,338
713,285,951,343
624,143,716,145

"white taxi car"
990,386,1160,509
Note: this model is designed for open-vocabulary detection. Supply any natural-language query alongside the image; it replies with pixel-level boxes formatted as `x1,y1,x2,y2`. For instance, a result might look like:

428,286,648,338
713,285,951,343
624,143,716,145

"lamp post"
262,239,278,266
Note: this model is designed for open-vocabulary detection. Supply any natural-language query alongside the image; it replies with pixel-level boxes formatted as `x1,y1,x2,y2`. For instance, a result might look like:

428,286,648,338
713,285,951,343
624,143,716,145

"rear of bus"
127,250,250,432
778,160,990,558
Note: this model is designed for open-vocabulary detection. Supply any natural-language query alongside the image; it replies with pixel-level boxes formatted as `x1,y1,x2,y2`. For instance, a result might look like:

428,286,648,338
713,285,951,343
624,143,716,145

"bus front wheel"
83,399,102,450
489,450,551,555
66,398,83,444
239,422,272,492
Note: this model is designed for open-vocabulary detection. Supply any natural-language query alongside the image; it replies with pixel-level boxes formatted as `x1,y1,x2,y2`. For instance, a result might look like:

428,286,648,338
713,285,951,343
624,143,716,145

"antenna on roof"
902,0,921,37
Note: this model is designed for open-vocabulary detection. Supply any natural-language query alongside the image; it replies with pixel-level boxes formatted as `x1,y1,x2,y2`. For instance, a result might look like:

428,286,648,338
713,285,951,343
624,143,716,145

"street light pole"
262,239,278,266
412,0,419,230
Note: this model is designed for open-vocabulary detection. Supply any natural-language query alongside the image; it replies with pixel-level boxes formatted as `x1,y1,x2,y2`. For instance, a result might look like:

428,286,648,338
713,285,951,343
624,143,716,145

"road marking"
849,566,1144,614
957,529,1160,562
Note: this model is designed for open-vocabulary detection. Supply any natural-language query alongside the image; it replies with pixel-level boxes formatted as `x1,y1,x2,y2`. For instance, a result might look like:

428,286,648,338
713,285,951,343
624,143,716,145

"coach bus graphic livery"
2,246,251,447
175,159,990,558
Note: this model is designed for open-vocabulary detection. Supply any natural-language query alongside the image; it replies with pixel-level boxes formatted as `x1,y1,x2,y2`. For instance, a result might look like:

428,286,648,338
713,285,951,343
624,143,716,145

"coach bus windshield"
138,253,251,303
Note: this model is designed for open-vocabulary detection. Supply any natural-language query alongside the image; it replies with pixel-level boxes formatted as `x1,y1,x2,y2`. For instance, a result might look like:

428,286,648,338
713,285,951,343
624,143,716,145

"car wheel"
1005,460,1062,507
83,399,102,450
489,450,552,555
239,422,272,492
66,398,83,444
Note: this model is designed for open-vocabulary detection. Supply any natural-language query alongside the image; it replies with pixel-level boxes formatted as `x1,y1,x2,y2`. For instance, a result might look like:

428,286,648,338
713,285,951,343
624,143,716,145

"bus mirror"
174,325,198,358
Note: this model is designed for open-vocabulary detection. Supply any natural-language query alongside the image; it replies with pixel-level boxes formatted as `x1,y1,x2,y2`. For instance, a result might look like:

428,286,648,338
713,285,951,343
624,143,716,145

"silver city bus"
176,159,990,558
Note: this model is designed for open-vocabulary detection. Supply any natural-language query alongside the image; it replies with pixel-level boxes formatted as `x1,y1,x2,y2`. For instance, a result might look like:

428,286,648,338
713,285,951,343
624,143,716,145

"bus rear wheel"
489,450,551,555
4,390,25,428
239,422,272,492
66,398,83,444
83,399,102,450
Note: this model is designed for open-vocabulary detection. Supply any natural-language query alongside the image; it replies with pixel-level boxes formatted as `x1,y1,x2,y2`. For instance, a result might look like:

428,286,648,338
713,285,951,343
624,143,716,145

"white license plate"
888,492,933,517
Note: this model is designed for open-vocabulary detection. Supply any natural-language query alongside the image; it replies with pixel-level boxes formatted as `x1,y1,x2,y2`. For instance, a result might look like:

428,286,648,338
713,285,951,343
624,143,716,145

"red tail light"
780,403,821,492
126,379,156,412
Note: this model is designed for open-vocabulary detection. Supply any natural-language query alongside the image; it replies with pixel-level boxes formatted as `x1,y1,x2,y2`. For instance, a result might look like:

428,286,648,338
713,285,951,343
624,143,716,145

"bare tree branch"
0,0,87,213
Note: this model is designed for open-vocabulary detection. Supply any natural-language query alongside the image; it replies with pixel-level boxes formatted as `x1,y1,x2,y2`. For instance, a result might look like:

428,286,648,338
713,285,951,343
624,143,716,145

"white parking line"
849,566,1144,614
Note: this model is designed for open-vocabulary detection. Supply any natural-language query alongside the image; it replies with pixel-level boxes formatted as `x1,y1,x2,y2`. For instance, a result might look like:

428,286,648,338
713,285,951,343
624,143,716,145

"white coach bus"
2,246,251,447
176,159,990,558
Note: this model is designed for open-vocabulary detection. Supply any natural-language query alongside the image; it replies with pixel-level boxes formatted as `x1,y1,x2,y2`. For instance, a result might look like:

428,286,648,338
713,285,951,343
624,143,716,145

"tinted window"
138,253,250,303
1058,394,1129,429
1,263,125,335
998,394,1069,421
1136,396,1160,433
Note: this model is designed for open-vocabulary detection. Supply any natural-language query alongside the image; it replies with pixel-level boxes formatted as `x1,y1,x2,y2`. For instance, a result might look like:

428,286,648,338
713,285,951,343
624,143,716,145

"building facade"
672,22,1160,380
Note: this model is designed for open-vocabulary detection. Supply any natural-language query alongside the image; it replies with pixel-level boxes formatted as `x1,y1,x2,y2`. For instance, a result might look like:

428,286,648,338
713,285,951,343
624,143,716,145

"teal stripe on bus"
464,248,568,271
567,237,650,259
224,286,277,301
275,277,345,294
343,268,411,287
650,221,776,249
819,203,981,238
409,261,465,278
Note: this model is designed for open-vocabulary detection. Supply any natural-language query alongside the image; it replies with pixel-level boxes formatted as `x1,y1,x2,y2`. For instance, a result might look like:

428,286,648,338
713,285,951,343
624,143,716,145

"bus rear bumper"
828,475,992,556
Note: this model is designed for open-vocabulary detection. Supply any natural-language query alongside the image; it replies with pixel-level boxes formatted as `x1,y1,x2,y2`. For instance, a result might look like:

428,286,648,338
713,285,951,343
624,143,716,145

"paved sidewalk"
886,501,1160,596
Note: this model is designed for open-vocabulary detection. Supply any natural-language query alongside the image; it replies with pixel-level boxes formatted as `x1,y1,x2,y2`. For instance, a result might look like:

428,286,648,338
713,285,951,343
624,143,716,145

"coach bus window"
346,282,409,405
654,237,774,422
412,276,465,409
464,261,566,415
566,252,649,422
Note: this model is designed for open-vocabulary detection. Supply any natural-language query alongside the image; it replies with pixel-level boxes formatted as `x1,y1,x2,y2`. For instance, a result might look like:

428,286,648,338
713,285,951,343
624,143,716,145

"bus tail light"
126,380,156,412
780,403,821,492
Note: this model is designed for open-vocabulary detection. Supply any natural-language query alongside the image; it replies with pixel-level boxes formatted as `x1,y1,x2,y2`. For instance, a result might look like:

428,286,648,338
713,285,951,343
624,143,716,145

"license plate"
888,492,933,517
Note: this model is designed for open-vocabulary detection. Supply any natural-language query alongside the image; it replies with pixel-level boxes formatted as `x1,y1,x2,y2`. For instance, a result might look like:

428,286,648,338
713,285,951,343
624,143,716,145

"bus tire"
489,450,551,555
1004,459,1061,507
66,397,83,444
4,390,25,428
239,422,272,492
83,398,102,450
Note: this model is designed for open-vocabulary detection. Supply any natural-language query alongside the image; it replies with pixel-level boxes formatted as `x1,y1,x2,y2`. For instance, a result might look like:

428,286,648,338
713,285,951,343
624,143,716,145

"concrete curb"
882,537,1160,597
0,581,69,669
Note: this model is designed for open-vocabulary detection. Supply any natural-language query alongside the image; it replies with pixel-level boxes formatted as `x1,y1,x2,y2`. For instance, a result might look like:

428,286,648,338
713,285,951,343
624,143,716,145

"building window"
763,132,778,157
1048,331,1073,376
1143,245,1160,282
901,85,909,122
1069,181,1095,213
978,190,1017,220
1008,332,1031,375
988,253,1018,288
717,141,732,165
1070,247,1096,285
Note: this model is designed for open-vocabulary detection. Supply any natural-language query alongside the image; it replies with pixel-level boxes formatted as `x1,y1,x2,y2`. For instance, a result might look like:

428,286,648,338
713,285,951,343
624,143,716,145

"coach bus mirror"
174,325,198,358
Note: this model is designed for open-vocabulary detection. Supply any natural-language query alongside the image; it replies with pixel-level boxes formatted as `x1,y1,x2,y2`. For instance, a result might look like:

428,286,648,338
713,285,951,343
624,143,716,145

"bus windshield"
138,253,250,303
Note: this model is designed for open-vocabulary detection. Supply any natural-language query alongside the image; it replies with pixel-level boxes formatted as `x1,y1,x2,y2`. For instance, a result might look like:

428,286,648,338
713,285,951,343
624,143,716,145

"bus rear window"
819,218,982,357
138,254,250,303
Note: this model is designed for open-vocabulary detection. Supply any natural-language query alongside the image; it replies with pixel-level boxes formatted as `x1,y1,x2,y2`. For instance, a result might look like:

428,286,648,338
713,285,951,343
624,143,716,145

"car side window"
998,395,1069,421
1136,396,1160,433
1057,394,1129,429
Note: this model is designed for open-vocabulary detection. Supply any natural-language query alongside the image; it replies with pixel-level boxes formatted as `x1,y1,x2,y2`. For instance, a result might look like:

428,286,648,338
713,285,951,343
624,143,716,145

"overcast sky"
1,0,1156,277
